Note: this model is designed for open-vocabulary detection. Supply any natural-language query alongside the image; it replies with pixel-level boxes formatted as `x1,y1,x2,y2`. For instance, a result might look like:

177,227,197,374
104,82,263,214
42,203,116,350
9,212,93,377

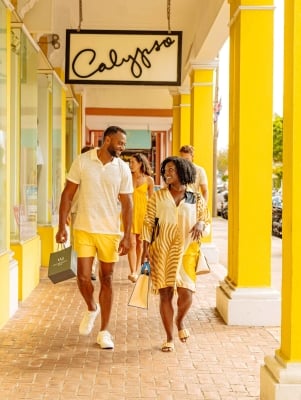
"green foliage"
272,115,283,188
217,149,228,175
217,149,228,182
273,115,283,163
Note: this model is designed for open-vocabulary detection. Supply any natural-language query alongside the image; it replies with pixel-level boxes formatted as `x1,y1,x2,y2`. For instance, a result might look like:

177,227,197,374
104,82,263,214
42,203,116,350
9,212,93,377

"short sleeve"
67,155,81,185
119,160,133,194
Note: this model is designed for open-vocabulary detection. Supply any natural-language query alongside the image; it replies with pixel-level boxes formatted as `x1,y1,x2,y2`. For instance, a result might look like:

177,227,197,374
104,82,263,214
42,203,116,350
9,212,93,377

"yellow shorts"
73,230,120,262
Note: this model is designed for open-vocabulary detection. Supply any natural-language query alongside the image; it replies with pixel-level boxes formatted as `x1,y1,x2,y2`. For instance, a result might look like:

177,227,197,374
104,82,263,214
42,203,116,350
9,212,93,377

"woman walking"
141,156,210,352
127,153,154,282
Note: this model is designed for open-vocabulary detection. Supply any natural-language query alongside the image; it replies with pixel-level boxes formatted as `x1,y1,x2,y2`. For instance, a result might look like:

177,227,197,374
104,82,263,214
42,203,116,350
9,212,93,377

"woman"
127,153,154,282
141,156,210,352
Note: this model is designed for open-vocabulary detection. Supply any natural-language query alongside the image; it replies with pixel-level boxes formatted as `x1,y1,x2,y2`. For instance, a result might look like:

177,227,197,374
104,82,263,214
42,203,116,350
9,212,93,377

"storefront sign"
65,30,182,85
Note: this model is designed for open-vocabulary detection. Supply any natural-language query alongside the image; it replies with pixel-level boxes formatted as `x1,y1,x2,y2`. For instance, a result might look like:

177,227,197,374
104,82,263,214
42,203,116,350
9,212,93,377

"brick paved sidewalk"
0,219,280,400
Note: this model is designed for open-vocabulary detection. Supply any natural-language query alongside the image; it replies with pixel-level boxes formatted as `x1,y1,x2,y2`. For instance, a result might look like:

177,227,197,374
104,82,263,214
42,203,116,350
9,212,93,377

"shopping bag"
128,262,151,309
48,245,77,283
195,250,210,275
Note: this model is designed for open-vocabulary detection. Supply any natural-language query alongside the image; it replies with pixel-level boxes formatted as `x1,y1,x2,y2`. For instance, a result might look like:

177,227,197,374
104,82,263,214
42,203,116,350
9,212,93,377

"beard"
107,144,119,157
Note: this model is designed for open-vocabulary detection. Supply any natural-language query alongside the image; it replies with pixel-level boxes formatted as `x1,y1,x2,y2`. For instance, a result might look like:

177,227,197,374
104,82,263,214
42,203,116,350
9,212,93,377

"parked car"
272,193,282,237
221,201,228,219
217,190,228,217
272,206,282,238
272,195,282,208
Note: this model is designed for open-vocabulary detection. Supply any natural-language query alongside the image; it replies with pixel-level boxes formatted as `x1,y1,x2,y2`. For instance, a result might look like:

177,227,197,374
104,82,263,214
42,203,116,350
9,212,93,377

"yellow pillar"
171,92,180,156
261,1,301,398
216,0,280,325
0,6,12,327
179,90,191,147
75,93,83,153
171,89,191,156
190,64,217,233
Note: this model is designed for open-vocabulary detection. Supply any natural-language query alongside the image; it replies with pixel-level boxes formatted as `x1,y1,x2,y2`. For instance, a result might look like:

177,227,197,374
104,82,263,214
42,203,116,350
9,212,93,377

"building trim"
86,107,173,117
230,5,275,27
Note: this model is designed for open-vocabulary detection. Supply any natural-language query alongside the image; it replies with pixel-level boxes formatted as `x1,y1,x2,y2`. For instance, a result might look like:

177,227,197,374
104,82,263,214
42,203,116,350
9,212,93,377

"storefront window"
0,2,8,253
37,73,49,225
10,26,38,242
51,75,63,225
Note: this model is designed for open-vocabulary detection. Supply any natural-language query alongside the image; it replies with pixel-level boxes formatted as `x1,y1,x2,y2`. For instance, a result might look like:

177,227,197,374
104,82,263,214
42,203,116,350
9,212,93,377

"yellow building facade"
0,0,301,398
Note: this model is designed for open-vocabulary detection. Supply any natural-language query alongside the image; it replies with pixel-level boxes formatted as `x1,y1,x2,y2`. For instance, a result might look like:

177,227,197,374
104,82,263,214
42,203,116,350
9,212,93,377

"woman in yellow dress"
127,153,154,282
141,156,210,352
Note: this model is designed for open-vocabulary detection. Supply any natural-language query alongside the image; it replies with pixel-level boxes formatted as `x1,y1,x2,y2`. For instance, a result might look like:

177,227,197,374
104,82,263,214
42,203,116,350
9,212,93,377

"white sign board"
65,30,182,85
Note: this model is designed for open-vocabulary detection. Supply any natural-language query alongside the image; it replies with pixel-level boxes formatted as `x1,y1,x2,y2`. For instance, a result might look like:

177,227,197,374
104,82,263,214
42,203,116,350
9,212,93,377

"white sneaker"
79,304,100,336
97,330,114,349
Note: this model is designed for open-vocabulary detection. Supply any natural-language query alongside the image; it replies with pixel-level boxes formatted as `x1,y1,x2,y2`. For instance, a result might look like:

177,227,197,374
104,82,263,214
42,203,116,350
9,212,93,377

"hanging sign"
65,29,182,86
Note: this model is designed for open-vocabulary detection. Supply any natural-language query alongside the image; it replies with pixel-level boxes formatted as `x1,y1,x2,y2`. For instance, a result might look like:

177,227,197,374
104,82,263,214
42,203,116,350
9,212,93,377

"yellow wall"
38,226,57,267
11,236,41,301
0,253,10,328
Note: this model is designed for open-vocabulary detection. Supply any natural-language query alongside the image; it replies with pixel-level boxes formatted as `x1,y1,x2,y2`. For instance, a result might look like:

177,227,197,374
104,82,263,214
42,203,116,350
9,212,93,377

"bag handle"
56,243,67,251
141,261,151,275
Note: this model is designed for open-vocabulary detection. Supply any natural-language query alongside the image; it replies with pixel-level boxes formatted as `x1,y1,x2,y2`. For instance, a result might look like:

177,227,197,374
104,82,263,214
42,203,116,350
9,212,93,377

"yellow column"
55,67,67,192
75,93,83,153
261,1,301,398
171,91,180,156
216,0,280,325
179,89,191,147
0,6,12,328
190,63,217,226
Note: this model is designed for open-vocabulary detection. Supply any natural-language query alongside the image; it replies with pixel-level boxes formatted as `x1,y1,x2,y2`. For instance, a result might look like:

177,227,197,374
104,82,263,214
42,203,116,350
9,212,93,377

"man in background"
179,145,208,202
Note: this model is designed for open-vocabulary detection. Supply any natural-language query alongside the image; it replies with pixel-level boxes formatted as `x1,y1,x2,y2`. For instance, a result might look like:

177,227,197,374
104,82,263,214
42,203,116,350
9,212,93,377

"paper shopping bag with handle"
195,250,211,275
48,245,77,283
128,262,151,309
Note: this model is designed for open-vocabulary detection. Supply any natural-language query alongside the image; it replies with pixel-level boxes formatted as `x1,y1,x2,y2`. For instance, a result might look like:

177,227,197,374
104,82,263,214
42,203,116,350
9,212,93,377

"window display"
51,75,63,226
10,26,38,242
0,2,8,253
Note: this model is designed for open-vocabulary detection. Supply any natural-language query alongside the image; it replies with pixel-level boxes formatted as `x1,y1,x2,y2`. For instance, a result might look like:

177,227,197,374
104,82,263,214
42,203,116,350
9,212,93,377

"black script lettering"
72,49,100,78
71,36,176,80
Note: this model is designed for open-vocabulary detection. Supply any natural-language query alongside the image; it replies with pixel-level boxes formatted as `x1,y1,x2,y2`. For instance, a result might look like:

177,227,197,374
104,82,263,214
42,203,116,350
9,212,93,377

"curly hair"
131,153,153,176
160,156,196,185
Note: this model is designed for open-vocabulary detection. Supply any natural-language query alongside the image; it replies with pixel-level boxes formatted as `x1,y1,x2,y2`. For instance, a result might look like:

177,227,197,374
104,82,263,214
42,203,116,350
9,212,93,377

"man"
56,126,133,349
179,145,208,202
69,145,97,281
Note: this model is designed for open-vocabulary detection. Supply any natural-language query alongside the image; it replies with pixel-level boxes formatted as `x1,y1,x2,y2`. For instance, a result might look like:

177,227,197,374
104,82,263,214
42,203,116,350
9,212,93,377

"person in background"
127,153,154,283
69,145,98,280
179,145,208,202
56,126,133,350
141,156,210,352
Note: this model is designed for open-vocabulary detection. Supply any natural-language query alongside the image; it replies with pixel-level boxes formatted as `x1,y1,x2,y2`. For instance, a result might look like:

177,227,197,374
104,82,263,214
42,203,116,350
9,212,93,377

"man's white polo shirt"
67,148,133,234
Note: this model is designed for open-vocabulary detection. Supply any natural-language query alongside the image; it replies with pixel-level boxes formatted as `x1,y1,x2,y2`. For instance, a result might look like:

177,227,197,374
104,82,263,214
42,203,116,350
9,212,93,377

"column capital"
229,4,275,27
190,60,219,71
178,87,190,95
169,87,190,96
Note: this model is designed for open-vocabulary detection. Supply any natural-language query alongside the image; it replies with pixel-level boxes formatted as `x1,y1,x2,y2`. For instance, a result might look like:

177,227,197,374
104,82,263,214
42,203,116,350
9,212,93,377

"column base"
11,236,41,301
9,251,19,318
38,225,57,267
261,354,301,399
216,278,281,325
